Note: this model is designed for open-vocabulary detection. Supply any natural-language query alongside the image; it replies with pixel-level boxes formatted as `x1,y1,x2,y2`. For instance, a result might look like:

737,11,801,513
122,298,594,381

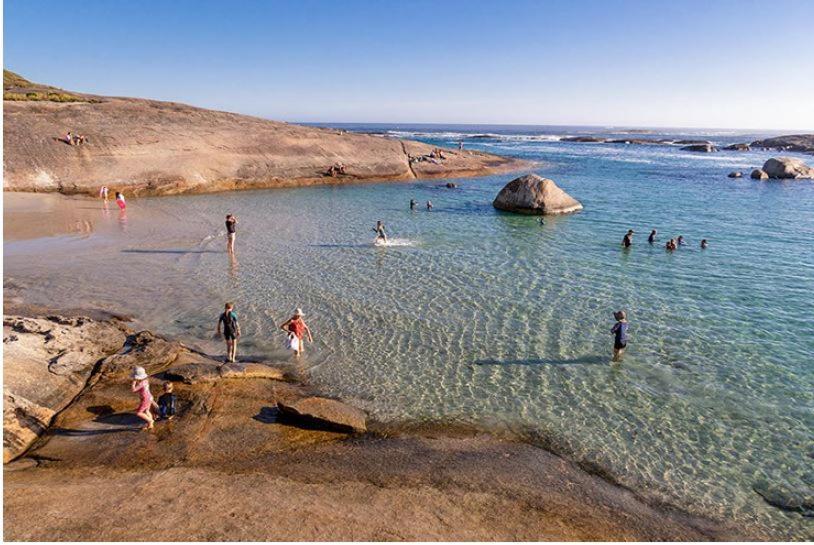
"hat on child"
132,366,148,380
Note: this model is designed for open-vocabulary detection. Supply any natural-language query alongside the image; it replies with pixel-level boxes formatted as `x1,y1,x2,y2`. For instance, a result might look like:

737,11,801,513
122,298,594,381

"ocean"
5,124,813,538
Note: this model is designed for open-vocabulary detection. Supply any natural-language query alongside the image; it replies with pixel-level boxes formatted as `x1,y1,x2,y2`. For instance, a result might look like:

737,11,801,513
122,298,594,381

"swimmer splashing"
373,220,388,244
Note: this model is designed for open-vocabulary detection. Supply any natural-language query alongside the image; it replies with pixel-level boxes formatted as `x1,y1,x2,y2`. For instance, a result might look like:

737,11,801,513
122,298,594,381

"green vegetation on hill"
3,69,92,102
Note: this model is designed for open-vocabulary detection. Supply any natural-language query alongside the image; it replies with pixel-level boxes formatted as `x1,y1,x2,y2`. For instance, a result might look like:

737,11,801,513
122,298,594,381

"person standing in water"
280,308,313,358
131,366,158,430
410,199,417,211
611,311,629,362
115,192,126,211
216,302,241,363
99,186,109,201
225,214,237,254
701,239,709,249
677,235,687,246
426,200,433,211
648,229,657,244
373,220,388,243
622,229,634,248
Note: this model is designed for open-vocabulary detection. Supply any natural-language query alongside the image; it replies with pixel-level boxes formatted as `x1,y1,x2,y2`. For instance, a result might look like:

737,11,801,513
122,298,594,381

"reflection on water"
5,132,814,538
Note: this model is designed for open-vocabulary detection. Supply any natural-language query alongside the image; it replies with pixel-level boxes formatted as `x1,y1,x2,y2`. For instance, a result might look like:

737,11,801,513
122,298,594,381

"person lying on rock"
131,366,158,430
158,382,177,420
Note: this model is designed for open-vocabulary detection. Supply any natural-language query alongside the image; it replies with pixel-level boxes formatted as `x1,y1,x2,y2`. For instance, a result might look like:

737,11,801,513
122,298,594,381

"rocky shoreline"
3,72,529,197
2,299,763,541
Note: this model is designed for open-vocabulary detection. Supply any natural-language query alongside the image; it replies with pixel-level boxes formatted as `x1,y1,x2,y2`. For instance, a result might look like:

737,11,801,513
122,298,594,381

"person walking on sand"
648,229,657,244
115,192,126,211
131,366,158,430
611,311,629,362
216,302,241,363
225,214,237,253
280,308,313,358
99,186,109,201
622,229,634,248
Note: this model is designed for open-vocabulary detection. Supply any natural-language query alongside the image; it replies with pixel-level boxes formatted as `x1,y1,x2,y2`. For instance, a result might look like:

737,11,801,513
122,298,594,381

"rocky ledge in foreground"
3,309,364,464
3,71,527,196
493,173,583,215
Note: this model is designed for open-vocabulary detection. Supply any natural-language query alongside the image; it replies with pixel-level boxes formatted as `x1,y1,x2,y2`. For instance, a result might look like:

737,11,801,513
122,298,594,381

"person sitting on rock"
65,131,74,145
157,382,177,420
131,366,158,431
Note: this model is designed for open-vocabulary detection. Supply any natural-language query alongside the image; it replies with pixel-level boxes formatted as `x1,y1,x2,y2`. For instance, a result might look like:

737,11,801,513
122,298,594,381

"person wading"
216,302,241,363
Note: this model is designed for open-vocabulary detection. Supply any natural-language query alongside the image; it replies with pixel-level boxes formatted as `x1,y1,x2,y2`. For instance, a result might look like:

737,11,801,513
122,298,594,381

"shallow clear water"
5,126,814,538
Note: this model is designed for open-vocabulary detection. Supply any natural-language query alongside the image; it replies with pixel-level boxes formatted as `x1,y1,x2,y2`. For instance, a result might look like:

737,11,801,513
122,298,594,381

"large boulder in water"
493,174,583,215
762,157,814,179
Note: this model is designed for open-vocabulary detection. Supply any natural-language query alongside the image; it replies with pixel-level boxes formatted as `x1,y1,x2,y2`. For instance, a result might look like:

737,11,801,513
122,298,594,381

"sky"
4,0,814,130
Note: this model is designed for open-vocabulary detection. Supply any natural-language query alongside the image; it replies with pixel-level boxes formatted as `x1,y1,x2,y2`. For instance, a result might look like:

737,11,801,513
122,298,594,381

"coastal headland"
3,71,528,196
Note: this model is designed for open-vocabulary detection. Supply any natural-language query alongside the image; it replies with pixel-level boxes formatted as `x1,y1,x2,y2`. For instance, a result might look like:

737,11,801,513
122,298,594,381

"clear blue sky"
5,0,814,130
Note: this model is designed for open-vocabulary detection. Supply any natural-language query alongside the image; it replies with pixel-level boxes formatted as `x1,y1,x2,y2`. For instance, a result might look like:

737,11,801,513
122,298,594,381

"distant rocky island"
2,71,526,196
563,133,814,154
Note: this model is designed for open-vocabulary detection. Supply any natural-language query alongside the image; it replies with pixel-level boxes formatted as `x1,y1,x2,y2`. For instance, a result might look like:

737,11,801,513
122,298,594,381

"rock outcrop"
751,169,769,180
724,143,750,151
727,171,743,178
562,136,606,143
3,315,127,462
493,174,582,215
681,144,717,153
3,72,526,196
277,396,367,433
761,157,814,179
750,134,814,154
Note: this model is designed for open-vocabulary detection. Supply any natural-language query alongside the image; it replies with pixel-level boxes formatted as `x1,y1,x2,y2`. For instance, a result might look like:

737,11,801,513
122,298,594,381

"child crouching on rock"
158,382,177,420
131,366,158,430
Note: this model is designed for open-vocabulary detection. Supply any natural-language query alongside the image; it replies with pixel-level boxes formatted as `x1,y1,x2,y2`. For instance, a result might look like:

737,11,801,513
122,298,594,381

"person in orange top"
280,308,313,357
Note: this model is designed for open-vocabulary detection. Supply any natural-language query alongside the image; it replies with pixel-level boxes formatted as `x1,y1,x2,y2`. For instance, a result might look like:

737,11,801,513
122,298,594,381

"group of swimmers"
99,186,127,210
623,229,708,251
409,199,433,211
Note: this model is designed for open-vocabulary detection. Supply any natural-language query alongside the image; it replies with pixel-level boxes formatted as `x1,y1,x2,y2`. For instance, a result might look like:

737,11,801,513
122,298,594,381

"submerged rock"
727,171,743,178
753,480,814,516
277,396,367,433
751,169,769,180
762,157,814,179
493,174,583,215
681,144,717,153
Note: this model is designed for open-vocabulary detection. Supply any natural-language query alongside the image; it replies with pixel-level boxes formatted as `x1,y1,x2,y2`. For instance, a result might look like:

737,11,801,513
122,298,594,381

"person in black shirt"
648,229,657,244
225,214,237,254
158,382,177,420
622,229,634,248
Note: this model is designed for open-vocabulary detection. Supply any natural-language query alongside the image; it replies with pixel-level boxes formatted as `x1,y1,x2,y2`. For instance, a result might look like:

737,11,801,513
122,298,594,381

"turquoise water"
5,126,813,538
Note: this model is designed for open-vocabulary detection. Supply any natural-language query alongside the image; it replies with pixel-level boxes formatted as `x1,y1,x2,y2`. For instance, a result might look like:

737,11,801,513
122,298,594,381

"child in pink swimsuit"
131,366,157,430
